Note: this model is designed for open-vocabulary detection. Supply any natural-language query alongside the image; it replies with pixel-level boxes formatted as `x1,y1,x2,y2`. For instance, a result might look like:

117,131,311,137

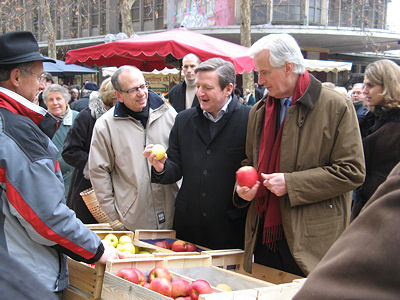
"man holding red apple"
234,34,365,277
144,58,250,250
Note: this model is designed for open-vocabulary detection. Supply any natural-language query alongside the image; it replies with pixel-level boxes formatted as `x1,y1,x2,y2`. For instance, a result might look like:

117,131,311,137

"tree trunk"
40,0,56,58
120,0,136,37
240,0,254,97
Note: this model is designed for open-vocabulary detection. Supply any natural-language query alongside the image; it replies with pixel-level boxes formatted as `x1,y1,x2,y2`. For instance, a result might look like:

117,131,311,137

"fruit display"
99,232,154,256
236,166,258,188
114,266,217,299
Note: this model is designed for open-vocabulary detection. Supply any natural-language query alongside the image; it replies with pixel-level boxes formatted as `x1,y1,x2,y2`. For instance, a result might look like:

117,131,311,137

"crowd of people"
0,29,399,299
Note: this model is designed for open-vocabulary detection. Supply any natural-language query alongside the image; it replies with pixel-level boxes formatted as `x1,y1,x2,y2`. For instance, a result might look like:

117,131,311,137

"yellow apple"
120,242,138,254
103,233,118,248
216,283,232,291
116,244,125,251
151,144,166,160
138,250,151,254
118,235,133,245
101,239,113,248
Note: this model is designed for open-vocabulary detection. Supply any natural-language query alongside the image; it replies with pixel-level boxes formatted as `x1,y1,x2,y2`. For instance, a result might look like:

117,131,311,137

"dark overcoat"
153,97,250,250
167,81,199,113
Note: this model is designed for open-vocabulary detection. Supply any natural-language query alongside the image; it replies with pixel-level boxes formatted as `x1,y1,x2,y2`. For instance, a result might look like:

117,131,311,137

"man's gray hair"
248,34,306,74
195,58,235,90
182,53,200,65
43,84,71,104
0,62,35,83
352,82,363,90
111,65,144,92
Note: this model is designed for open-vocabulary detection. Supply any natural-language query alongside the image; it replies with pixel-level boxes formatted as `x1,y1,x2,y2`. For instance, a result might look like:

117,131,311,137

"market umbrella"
65,28,254,74
43,57,98,76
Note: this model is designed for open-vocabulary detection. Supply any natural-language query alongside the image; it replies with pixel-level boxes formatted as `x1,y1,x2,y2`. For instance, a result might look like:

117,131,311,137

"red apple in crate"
189,280,213,300
171,240,187,252
154,240,171,249
131,268,145,286
149,277,172,297
171,279,190,298
148,266,172,282
143,282,151,289
236,166,258,188
115,268,139,284
186,243,197,252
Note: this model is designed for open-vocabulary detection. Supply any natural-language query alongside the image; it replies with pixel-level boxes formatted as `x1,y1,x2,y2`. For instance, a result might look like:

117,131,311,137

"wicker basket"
80,188,112,223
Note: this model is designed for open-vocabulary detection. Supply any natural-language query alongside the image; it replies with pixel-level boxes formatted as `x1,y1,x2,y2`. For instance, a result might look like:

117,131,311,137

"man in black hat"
0,31,122,298
70,80,99,111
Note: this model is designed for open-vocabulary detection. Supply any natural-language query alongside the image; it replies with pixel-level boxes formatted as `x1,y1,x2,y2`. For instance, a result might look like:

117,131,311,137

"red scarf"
255,71,310,250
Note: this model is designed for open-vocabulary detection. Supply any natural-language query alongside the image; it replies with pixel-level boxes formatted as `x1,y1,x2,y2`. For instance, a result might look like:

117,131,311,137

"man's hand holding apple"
143,144,167,173
236,181,260,201
98,245,125,264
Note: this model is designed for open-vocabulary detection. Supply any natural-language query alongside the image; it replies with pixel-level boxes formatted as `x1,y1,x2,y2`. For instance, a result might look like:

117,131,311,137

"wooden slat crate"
256,279,306,300
85,223,113,231
62,258,105,300
236,263,303,285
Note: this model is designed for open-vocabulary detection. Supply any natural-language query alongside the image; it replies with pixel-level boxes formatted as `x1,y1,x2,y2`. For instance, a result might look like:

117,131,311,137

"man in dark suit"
167,53,200,112
144,58,250,250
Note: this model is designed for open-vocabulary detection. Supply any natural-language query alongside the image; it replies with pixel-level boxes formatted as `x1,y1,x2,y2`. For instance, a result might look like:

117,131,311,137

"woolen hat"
0,31,56,65
83,81,99,91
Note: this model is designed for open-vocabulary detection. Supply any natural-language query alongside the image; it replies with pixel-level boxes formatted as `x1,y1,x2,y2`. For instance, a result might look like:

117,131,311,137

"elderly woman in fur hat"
62,78,117,223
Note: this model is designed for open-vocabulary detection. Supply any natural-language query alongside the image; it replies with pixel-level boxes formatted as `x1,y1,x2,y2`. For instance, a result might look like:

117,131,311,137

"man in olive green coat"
234,34,365,276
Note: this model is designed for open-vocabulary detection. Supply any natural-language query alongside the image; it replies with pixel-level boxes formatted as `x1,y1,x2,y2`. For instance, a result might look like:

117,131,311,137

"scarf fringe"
263,224,283,252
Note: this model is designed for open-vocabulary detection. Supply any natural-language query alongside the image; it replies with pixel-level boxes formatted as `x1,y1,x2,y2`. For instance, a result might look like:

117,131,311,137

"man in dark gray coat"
144,58,250,250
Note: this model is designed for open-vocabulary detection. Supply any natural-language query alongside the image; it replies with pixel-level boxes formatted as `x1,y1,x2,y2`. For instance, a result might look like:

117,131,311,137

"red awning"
65,28,254,74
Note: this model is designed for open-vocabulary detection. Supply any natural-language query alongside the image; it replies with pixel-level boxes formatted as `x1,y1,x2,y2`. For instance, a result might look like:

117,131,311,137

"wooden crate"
255,279,306,300
62,258,105,300
85,223,113,231
102,255,273,300
134,229,243,270
236,263,303,285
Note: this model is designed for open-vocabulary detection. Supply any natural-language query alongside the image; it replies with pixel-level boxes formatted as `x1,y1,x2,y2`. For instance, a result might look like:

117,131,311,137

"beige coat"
235,76,365,275
89,96,178,230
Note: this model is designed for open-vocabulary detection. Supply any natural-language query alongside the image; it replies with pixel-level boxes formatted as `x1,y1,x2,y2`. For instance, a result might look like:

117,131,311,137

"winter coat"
351,108,400,220
52,108,78,199
167,81,199,112
70,94,90,112
0,88,103,294
293,162,400,300
152,97,250,250
62,92,107,224
89,91,178,230
234,75,365,275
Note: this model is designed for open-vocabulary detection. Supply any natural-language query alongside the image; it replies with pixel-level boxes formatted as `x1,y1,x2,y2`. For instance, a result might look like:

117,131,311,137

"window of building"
272,0,303,24
251,0,272,25
309,0,322,24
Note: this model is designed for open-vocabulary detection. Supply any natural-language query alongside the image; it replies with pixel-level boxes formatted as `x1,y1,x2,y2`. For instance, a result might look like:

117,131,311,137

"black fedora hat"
0,31,56,65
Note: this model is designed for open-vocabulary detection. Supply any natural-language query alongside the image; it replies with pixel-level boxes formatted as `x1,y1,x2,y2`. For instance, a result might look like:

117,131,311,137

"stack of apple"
115,266,215,299
155,239,197,252
101,233,152,255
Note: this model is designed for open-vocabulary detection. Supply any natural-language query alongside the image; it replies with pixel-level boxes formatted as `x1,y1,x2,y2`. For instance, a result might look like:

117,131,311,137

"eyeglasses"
24,70,45,82
119,83,148,95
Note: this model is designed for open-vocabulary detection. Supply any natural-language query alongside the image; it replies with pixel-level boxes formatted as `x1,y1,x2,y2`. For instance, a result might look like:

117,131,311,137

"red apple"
185,243,197,252
115,268,139,284
236,166,258,188
189,280,213,300
148,266,172,282
154,240,171,249
171,279,190,298
149,277,172,297
131,268,145,286
171,240,187,252
143,282,151,289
